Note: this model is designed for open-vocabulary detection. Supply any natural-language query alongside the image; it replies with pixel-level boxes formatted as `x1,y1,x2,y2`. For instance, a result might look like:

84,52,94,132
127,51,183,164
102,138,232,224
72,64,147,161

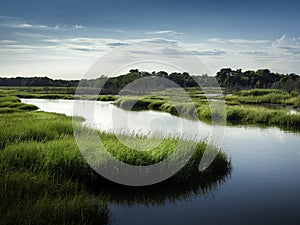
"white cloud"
130,38,178,45
0,40,18,44
147,30,184,35
101,28,125,33
14,23,32,28
11,22,50,29
272,34,300,48
193,49,226,56
268,34,300,57
73,24,87,30
208,38,270,45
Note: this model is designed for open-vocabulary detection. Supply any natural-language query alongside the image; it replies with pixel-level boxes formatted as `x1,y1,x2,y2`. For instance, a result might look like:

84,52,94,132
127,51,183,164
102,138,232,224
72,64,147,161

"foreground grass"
0,96,231,224
0,171,109,225
0,111,110,225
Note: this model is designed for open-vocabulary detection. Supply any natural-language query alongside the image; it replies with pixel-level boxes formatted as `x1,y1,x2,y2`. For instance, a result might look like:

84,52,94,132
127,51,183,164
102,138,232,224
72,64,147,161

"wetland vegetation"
0,95,231,225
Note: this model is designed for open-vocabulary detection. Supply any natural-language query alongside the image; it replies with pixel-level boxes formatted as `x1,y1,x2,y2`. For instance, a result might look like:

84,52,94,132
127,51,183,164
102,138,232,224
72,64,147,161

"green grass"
0,110,230,184
236,89,287,96
0,96,38,113
0,95,231,224
0,86,119,102
227,88,300,107
0,171,109,225
0,95,21,102
115,94,300,129
225,105,300,127
97,95,118,101
15,92,75,99
0,111,76,149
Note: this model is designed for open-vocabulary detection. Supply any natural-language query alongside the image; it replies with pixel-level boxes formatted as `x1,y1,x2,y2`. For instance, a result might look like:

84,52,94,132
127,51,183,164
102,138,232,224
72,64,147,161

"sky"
1,0,300,79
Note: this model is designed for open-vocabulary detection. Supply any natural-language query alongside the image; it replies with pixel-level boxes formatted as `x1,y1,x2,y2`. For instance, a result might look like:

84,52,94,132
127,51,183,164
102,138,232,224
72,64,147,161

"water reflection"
93,165,231,206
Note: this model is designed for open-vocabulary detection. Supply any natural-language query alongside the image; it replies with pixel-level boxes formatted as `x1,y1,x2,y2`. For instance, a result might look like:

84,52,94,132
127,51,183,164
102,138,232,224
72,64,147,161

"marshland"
1,69,300,225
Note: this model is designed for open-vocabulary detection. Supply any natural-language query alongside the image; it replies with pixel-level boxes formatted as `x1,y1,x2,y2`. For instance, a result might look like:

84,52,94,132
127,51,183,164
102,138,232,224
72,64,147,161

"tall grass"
115,95,300,129
229,88,300,107
0,171,109,225
226,105,300,127
97,95,118,101
237,89,286,96
0,106,111,224
0,96,38,113
0,111,75,149
114,96,202,119
0,129,230,185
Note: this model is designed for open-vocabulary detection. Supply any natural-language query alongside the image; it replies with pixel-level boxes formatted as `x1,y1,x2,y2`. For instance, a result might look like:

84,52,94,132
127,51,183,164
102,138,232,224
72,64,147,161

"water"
22,99,300,225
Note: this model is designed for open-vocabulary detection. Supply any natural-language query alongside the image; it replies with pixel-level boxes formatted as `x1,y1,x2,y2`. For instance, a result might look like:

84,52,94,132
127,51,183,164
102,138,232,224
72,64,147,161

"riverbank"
114,94,300,130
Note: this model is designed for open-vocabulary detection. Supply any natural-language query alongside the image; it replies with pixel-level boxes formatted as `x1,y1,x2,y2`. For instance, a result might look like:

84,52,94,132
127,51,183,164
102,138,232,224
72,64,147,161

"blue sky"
1,0,300,78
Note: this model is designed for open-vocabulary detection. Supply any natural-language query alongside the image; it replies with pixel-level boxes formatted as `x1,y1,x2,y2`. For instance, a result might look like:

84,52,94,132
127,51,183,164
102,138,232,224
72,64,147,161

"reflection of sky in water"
22,98,208,139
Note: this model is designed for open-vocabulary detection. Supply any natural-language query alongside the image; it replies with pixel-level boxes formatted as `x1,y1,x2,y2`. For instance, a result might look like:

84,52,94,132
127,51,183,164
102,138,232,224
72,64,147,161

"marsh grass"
114,96,202,120
0,111,75,149
227,105,300,127
0,96,38,113
115,94,300,129
0,86,120,102
0,126,230,185
229,89,300,107
0,171,109,225
97,95,118,101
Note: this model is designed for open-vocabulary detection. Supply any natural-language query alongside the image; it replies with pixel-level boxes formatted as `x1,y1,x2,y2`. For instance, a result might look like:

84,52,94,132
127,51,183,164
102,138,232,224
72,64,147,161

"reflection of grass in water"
0,96,230,224
98,167,230,206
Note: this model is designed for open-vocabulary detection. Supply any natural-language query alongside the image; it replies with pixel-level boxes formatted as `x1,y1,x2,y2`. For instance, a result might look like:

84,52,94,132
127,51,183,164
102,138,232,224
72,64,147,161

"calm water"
22,99,300,225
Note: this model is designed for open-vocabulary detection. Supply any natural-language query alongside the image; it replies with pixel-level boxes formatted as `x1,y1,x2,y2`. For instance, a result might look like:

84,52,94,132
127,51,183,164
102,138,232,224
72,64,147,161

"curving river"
22,98,300,225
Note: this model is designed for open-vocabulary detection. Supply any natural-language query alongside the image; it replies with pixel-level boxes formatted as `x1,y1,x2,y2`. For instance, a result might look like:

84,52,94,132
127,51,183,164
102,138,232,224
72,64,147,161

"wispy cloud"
107,42,129,47
13,23,32,28
193,49,226,56
101,28,125,33
147,30,184,35
132,38,178,45
239,51,272,57
208,38,270,45
272,34,300,48
9,22,49,29
73,24,87,30
0,40,18,44
70,47,98,52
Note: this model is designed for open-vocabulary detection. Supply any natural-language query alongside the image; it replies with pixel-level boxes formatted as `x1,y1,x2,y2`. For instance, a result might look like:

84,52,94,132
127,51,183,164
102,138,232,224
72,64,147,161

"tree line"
1,68,299,93
215,68,300,92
